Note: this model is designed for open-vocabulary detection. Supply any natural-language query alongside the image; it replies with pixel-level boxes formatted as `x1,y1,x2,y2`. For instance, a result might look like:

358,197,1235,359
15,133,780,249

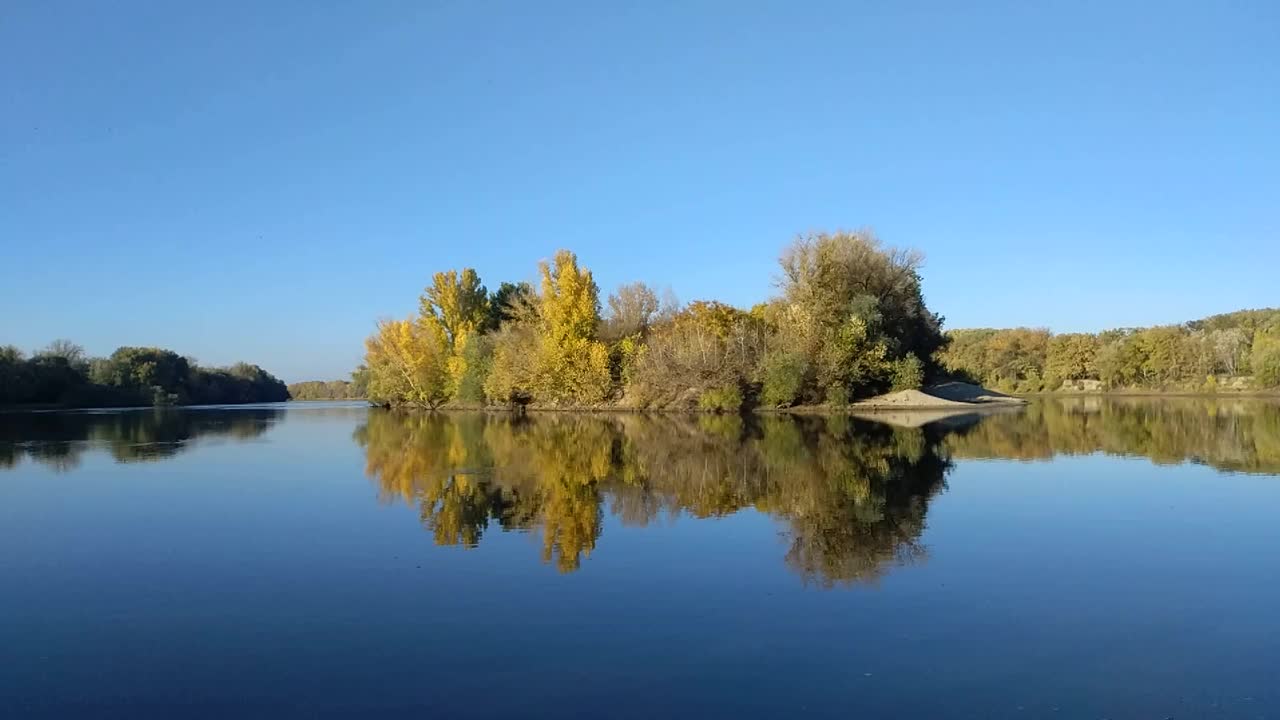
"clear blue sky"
3,1,1277,381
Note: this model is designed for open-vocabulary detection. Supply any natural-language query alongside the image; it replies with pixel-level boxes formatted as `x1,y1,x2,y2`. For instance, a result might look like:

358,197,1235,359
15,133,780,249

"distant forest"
288,374,368,401
353,231,1279,410
940,308,1280,393
0,343,289,408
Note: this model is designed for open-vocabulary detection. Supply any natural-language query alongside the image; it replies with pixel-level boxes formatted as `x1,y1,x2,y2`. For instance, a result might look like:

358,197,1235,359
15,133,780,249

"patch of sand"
851,382,1027,410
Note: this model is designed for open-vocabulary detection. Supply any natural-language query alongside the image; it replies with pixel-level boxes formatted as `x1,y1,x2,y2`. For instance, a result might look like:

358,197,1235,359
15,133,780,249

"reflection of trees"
355,400,1280,583
0,408,282,470
354,411,953,585
946,398,1280,474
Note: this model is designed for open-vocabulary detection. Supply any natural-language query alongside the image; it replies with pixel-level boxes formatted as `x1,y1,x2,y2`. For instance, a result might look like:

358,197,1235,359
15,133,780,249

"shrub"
761,351,807,407
889,355,924,391
698,385,743,413
824,384,850,407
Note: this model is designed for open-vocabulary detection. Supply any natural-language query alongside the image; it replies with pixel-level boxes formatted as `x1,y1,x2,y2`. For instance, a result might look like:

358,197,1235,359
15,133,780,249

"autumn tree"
1045,333,1100,384
531,250,611,405
773,231,944,401
626,301,766,410
364,318,451,408
602,282,660,341
421,269,489,350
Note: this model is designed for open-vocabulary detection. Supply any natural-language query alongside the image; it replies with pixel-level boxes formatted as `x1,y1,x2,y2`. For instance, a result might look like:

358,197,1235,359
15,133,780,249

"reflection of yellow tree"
357,412,610,571
355,410,953,585
492,416,611,572
355,412,509,547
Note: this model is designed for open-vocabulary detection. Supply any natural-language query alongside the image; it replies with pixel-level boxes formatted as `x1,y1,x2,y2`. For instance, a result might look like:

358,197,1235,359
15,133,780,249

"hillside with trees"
939,309,1280,393
0,342,289,408
362,232,945,410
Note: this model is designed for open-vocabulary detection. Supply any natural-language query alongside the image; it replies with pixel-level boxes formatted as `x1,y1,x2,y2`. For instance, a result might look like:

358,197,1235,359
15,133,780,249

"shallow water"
2,399,1278,718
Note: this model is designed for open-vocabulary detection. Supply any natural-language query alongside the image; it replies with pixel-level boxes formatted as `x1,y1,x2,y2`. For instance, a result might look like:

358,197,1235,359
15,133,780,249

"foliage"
527,250,611,405
453,333,493,404
350,365,371,397
698,385,744,413
364,318,452,408
0,342,287,407
939,309,1280,392
1045,333,1100,383
421,269,489,351
602,281,660,341
772,231,943,401
484,301,542,406
486,281,535,331
1253,333,1280,388
625,301,766,409
359,235,1277,409
289,380,364,400
889,355,924,391
760,351,808,407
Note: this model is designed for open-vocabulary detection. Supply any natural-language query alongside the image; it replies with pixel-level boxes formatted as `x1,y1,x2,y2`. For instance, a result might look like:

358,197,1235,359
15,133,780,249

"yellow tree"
421,269,490,350
364,317,451,408
532,250,611,405
421,269,491,398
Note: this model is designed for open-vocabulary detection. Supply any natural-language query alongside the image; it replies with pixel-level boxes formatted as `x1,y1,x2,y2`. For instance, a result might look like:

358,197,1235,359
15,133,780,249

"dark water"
2,399,1278,719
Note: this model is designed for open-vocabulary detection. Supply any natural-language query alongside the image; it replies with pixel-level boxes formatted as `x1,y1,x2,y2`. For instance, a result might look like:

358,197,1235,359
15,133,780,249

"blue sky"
3,1,1276,381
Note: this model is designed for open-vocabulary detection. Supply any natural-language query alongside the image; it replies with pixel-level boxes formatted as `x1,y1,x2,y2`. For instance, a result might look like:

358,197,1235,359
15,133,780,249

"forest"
288,374,368,401
363,231,945,410
360,230,1280,410
939,308,1280,394
0,342,289,408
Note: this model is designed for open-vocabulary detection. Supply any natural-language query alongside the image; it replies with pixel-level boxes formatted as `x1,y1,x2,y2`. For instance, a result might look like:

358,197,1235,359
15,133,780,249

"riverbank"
1019,389,1280,399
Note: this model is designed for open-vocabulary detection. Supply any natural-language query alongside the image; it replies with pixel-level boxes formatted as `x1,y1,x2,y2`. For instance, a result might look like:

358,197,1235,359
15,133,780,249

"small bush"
698,385,743,413
761,351,807,407
824,384,849,407
889,355,924,391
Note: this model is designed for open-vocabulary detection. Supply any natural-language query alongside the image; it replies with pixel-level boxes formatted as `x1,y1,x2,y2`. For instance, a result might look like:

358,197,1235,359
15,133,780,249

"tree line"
288,372,369,401
363,231,946,410
939,308,1280,393
0,342,289,408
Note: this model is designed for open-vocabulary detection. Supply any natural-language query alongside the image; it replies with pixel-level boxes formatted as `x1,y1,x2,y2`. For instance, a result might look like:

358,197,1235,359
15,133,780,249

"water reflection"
0,407,283,470
354,412,952,585
945,397,1280,474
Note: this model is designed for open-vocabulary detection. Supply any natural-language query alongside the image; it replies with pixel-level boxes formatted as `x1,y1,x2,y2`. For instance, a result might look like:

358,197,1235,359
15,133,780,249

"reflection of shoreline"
352,399,1280,583
0,407,285,471
945,398,1280,474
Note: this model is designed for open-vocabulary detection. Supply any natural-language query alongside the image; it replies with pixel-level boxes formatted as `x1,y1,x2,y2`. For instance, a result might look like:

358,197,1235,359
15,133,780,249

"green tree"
775,231,944,400
1252,333,1280,388
1045,333,1100,383
486,281,535,331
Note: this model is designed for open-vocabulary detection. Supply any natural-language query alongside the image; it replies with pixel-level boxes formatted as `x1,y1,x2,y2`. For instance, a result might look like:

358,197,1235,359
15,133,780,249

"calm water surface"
2,399,1278,718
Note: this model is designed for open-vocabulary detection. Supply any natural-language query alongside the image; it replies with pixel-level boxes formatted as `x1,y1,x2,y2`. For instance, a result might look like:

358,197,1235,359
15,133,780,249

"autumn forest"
357,231,1280,411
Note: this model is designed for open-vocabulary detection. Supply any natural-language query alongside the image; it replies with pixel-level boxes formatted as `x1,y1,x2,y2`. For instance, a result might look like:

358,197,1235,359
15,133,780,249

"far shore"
6,388,1279,414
